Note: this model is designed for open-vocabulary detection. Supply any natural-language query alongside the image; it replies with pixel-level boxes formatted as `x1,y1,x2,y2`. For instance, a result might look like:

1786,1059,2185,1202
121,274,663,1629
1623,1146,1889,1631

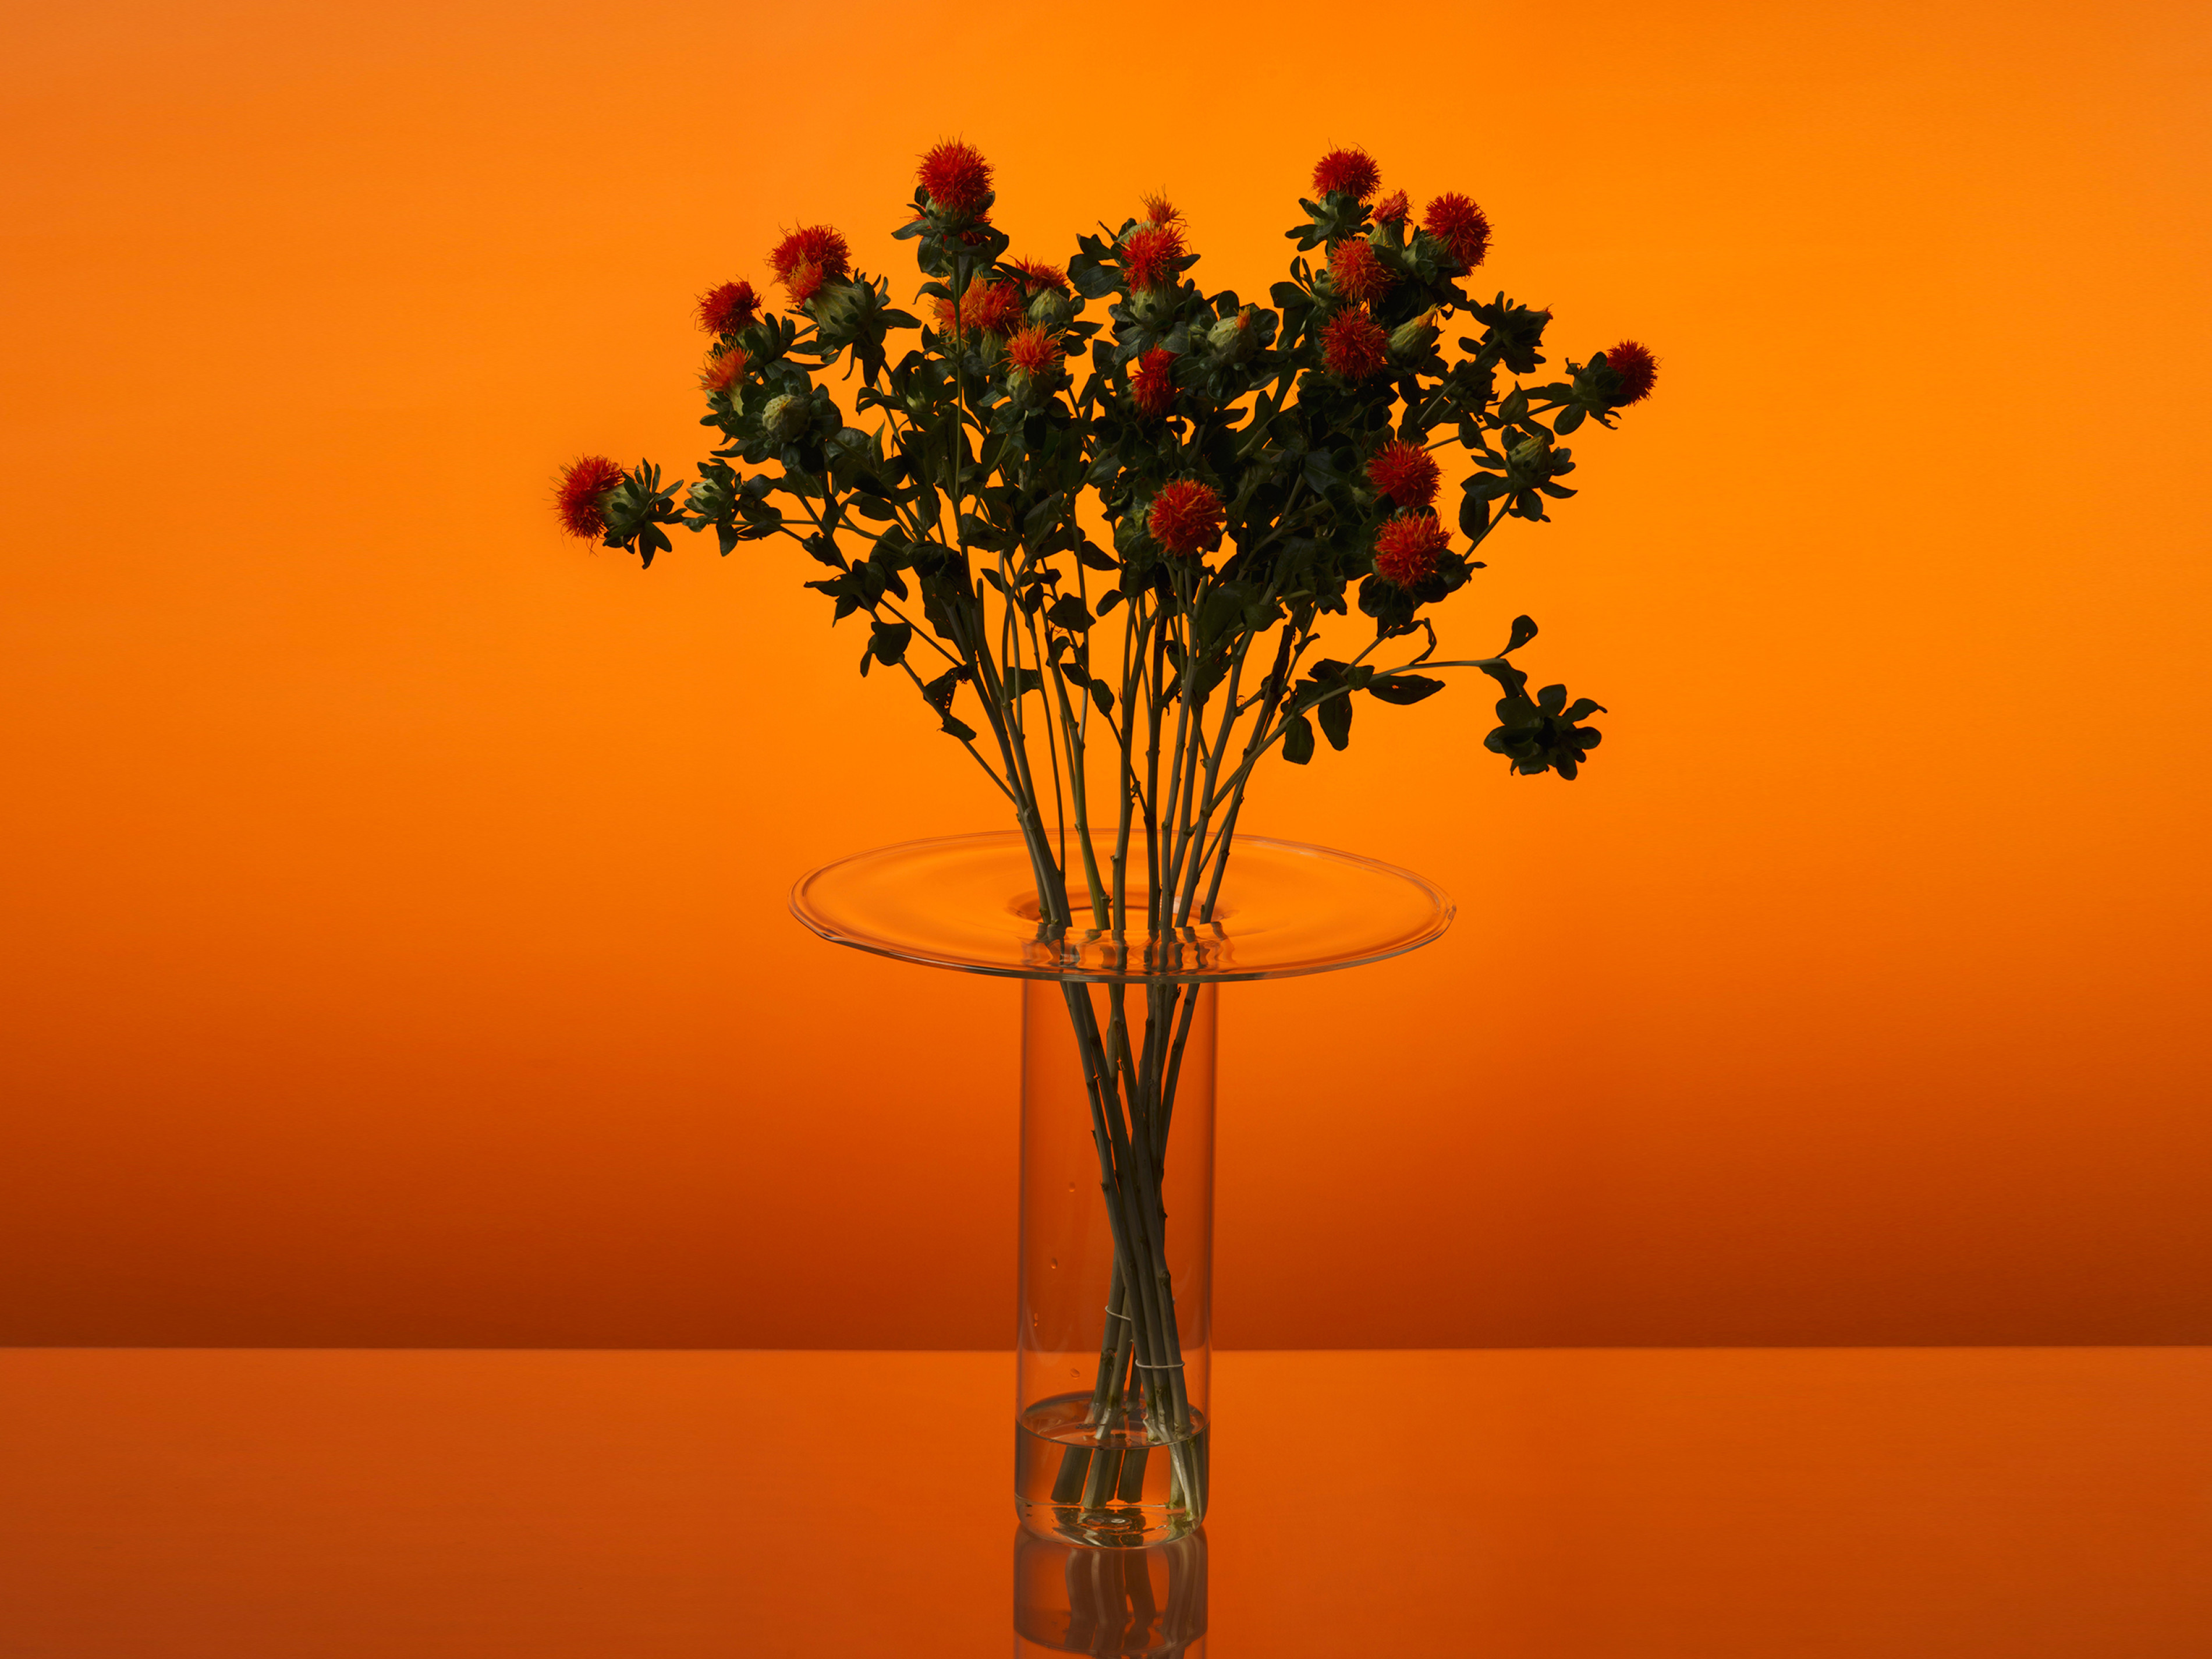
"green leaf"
1504,615,1539,654
1068,256,1117,300
1088,678,1115,717
1317,692,1353,751
1281,712,1316,765
1367,673,1445,706
1477,659,1529,697
1045,594,1094,632
869,618,912,666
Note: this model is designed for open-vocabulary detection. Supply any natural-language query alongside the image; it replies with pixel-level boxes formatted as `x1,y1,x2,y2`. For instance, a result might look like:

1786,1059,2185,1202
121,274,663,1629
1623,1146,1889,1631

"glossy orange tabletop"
3,1348,2206,1657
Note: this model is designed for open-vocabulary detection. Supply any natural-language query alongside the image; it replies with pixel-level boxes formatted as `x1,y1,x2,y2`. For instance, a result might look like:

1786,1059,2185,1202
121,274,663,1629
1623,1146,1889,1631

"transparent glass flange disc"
790,830,1452,983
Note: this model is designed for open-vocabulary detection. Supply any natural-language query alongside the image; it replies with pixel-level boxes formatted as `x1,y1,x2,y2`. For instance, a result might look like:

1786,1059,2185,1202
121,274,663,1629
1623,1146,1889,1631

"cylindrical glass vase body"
1016,978,1215,1548
792,831,1452,1550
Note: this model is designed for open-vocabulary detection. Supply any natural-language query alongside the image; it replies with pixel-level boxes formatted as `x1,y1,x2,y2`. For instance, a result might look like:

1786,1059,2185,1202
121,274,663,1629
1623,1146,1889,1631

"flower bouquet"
556,140,1654,1545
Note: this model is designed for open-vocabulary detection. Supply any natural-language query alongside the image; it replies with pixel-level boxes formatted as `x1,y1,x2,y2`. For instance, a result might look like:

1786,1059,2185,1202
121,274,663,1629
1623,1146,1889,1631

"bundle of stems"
555,139,1658,1527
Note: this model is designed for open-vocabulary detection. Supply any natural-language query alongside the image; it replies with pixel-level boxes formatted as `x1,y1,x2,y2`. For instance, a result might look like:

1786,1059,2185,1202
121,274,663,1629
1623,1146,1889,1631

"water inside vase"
1015,1392,1209,1548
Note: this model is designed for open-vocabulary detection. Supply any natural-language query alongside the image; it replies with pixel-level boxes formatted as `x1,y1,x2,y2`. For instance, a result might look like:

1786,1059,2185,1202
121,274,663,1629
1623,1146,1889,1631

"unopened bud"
1207,307,1261,365
1129,286,1173,327
761,393,810,441
1509,433,1551,472
1387,309,1440,363
1028,288,1073,330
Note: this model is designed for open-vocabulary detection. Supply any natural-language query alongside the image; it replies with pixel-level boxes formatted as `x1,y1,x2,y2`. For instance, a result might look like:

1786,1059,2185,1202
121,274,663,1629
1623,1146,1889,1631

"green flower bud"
685,473,732,517
1387,310,1440,364
1207,307,1261,365
1028,288,1073,330
1128,286,1174,327
761,393,809,442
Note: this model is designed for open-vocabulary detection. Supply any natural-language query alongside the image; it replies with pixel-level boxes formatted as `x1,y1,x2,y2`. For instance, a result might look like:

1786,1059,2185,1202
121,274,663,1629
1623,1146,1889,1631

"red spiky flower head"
784,264,826,309
1422,193,1491,270
1328,237,1392,304
1321,306,1388,379
1598,339,1659,405
1122,222,1187,292
1373,189,1410,225
555,455,626,541
1005,323,1059,377
768,225,850,284
1374,511,1449,587
1010,257,1069,296
697,279,760,335
1366,439,1440,509
1148,480,1224,556
699,346,748,394
963,281,1027,336
1132,347,1178,418
1141,192,1181,226
918,140,993,219
1312,147,1381,202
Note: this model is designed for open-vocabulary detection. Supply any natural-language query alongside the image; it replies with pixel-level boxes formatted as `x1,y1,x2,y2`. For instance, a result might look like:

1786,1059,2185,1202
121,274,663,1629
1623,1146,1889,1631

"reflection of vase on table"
795,831,1452,1545
1016,1525,1207,1657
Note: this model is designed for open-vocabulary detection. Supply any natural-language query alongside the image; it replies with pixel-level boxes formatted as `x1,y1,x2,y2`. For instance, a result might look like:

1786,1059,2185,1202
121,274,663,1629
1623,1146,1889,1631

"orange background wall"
3,0,2206,1348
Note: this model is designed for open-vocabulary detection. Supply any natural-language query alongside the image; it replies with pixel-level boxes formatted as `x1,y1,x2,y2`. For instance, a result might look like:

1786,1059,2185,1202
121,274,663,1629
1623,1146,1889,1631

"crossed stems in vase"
1047,974,1209,1528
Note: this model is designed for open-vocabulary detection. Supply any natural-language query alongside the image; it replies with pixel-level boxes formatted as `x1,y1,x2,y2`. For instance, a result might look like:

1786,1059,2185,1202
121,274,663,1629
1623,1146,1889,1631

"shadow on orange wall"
0,0,2207,1346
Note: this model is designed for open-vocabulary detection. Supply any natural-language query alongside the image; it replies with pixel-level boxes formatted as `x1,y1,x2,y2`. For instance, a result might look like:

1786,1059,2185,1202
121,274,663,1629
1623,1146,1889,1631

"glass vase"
1017,976,1217,1545
792,831,1451,1548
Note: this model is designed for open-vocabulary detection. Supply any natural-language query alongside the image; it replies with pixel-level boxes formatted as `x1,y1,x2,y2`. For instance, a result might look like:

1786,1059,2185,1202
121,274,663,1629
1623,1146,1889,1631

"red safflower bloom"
1122,222,1187,292
1328,237,1392,304
917,139,992,218
1132,347,1178,418
784,262,827,308
1422,192,1491,270
555,455,625,541
1373,189,1410,225
1147,480,1224,556
1600,339,1659,405
1312,147,1381,202
1140,192,1181,226
1321,306,1388,379
1366,439,1440,509
1009,257,1068,295
1005,323,1058,376
1374,511,1449,587
768,224,850,283
963,281,1026,335
931,281,1027,338
697,279,760,335
699,346,748,394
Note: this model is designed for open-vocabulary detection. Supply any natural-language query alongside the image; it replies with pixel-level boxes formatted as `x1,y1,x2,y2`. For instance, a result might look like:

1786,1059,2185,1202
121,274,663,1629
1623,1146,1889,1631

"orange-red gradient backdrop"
3,0,2206,1348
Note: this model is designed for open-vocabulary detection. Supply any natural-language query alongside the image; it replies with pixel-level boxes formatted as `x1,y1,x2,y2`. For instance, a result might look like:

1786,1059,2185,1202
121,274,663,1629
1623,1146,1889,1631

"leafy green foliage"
572,150,1655,933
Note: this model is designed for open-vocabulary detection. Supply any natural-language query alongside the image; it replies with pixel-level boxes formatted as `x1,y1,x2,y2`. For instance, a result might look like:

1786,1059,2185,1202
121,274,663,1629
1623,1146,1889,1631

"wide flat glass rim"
789,830,1454,984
